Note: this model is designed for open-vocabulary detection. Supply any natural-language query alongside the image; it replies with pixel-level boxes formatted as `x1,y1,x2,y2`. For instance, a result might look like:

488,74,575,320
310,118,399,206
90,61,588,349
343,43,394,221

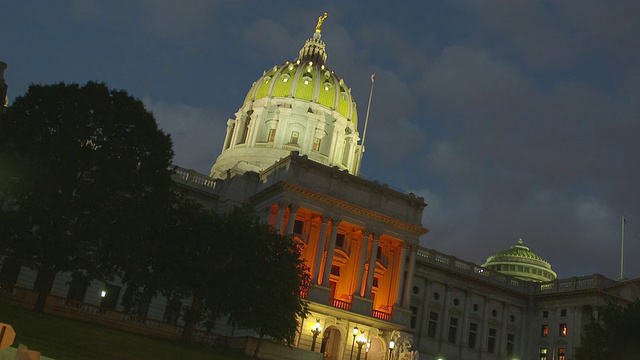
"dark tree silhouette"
149,202,309,346
575,300,640,360
0,82,174,312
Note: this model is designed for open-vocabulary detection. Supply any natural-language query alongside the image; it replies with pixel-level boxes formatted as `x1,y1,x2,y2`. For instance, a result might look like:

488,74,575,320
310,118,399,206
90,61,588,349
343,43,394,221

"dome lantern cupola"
482,239,557,282
210,12,362,179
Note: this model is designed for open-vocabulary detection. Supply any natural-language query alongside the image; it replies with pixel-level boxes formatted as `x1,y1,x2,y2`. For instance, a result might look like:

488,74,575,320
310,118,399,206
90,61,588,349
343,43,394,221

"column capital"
318,214,330,224
329,216,342,226
288,204,300,212
406,243,419,252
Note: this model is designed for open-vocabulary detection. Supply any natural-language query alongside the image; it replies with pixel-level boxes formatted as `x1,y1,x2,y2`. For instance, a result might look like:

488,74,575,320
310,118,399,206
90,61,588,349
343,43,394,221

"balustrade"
171,166,216,189
330,298,352,311
372,310,391,321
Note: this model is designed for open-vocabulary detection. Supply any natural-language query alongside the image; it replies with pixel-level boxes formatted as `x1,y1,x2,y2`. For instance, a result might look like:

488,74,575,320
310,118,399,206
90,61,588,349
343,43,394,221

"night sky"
3,1,640,280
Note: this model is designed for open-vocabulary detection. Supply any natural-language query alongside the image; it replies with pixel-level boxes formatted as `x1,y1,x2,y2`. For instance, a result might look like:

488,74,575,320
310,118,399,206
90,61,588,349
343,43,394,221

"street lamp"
350,325,359,360
355,331,367,360
365,340,371,360
310,319,322,352
388,340,395,360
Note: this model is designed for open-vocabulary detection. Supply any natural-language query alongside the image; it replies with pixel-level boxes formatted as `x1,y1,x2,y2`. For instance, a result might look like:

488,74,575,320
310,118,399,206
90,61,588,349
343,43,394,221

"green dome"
483,239,557,282
242,32,358,128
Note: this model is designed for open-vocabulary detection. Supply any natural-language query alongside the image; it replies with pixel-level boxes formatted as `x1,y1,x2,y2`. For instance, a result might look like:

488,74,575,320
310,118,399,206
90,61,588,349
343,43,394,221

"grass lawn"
0,302,247,360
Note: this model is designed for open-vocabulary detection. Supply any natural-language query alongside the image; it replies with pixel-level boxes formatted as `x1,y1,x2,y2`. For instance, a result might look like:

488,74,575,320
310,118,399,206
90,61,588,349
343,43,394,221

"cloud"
143,98,226,174
242,19,300,62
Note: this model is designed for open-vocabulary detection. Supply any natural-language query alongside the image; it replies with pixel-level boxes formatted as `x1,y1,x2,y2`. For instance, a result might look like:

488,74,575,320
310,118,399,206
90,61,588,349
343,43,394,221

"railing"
372,310,391,321
120,313,163,329
538,275,612,294
62,299,106,316
191,329,218,346
416,247,529,291
329,298,352,311
171,166,216,190
300,288,309,299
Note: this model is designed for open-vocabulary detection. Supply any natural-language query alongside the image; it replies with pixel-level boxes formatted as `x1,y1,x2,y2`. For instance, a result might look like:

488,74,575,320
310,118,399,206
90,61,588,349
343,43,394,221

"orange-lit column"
311,216,329,284
354,230,371,297
274,201,287,234
283,204,300,235
364,232,381,298
321,218,341,287
402,245,417,308
394,244,408,306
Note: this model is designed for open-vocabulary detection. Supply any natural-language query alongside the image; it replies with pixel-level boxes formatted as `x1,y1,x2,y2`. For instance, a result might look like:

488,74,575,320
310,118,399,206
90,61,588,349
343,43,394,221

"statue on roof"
315,12,328,33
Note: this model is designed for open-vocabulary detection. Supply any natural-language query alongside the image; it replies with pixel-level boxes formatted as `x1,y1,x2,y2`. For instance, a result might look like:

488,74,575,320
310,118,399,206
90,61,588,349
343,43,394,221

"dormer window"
302,72,313,85
282,74,291,83
290,131,299,145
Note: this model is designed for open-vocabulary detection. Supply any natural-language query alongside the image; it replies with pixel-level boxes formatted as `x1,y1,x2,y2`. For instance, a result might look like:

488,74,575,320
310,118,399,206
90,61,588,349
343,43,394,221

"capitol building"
2,13,640,360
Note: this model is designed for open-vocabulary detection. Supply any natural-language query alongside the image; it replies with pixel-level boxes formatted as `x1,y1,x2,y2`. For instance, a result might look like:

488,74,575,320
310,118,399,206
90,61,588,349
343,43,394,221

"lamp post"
388,340,395,360
310,319,322,352
365,340,371,360
350,325,359,360
355,332,367,360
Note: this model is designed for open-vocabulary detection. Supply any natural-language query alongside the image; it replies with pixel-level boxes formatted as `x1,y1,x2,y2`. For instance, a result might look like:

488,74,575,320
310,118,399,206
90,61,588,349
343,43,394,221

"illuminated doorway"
320,326,343,360
366,337,384,360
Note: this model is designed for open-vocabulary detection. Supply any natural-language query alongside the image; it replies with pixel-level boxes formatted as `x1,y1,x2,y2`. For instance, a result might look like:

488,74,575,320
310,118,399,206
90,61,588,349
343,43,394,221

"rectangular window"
376,246,382,259
330,265,340,276
542,310,549,318
290,131,299,145
130,292,150,317
293,219,304,235
487,328,497,354
313,137,321,151
427,312,438,338
541,324,549,337
66,275,89,302
410,306,418,329
268,129,276,142
448,317,458,343
100,283,121,310
0,258,22,293
559,323,568,336
468,322,478,349
506,333,515,357
163,298,181,325
372,276,379,288
335,233,345,249
561,308,567,317
558,347,566,360
539,348,548,360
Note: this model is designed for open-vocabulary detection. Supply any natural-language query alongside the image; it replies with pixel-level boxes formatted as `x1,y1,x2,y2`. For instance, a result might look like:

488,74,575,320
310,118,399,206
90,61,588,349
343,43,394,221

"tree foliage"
0,82,174,312
149,202,309,344
575,300,640,360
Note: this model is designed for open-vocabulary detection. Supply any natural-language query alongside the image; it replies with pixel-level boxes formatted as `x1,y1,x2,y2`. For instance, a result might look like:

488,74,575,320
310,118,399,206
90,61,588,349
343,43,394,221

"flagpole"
620,216,626,280
361,73,375,152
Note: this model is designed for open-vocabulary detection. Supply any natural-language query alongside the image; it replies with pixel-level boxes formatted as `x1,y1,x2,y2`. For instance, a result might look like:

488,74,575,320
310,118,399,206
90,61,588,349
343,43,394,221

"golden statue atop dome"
315,12,328,33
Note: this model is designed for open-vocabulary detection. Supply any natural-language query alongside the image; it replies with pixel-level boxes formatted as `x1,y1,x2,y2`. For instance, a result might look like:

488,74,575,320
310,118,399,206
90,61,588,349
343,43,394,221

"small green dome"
483,239,557,282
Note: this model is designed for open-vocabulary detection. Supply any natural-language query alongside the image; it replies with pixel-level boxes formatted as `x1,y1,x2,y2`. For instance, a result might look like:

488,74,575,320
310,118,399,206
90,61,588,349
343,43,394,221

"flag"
371,73,376,83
